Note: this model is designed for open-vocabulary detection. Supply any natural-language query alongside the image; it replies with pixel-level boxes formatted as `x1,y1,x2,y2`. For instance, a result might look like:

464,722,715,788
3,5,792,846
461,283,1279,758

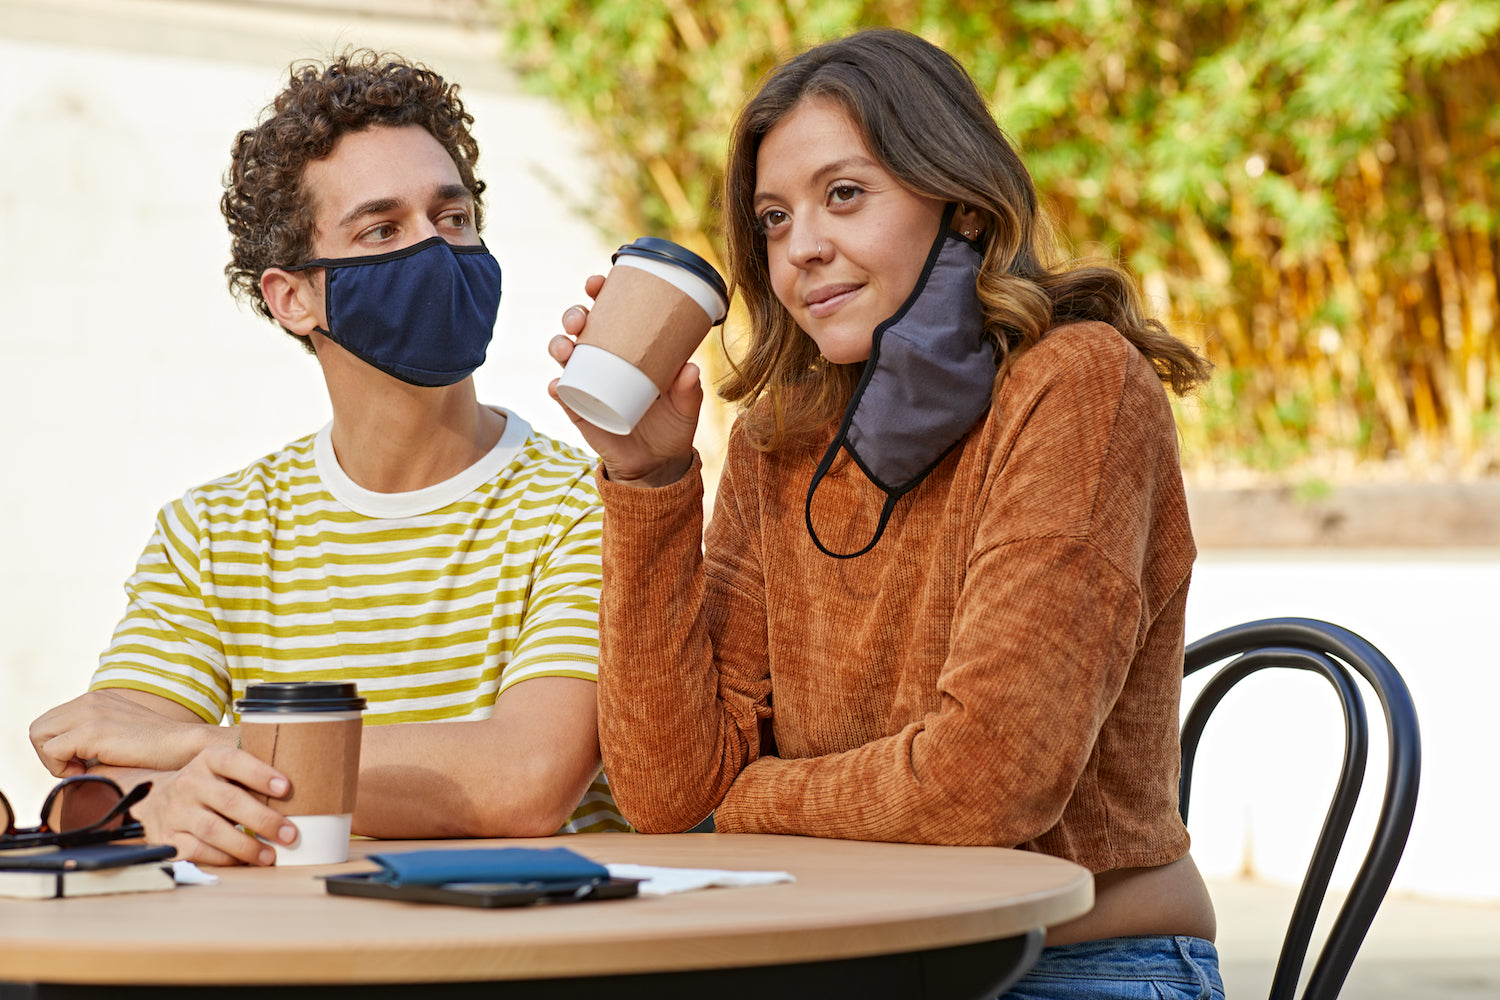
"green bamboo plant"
492,0,1500,482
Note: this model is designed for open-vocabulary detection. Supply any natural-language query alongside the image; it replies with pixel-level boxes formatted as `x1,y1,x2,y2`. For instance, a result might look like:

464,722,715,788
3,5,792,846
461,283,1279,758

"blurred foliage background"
489,0,1500,485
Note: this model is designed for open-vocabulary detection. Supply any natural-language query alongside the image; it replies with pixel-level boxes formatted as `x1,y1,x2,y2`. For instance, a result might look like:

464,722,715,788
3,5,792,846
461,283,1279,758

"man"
29,51,626,865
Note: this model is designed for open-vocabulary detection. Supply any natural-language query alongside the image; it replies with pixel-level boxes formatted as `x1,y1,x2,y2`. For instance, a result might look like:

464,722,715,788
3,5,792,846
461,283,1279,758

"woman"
550,28,1223,999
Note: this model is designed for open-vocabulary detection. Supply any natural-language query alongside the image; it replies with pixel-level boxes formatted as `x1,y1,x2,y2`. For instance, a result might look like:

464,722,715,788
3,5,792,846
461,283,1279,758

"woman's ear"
260,268,321,339
953,203,986,243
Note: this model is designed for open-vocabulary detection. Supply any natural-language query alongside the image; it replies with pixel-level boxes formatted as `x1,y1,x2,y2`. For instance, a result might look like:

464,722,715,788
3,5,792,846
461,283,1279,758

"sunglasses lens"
44,778,126,834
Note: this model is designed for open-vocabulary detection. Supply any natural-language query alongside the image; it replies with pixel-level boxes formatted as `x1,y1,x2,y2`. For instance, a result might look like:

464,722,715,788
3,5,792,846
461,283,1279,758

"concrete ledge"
1186,480,1500,548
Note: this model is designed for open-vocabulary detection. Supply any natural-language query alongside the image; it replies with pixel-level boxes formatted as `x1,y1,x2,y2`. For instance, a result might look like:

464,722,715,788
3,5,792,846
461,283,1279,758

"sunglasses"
0,775,150,851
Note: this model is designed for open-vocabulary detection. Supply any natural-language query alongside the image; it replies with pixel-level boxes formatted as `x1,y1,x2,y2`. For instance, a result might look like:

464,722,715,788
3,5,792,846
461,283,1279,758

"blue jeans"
1000,935,1225,999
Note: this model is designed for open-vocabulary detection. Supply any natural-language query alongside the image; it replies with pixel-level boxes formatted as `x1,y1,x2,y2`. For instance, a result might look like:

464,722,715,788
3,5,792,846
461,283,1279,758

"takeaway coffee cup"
235,681,366,866
556,237,730,434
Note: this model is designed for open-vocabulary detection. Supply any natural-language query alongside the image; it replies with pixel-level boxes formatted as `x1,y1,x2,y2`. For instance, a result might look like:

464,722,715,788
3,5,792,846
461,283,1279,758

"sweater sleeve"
594,449,773,831
713,334,1187,846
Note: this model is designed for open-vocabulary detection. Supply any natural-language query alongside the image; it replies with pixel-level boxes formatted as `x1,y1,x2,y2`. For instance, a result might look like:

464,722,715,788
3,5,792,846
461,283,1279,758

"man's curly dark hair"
221,50,487,345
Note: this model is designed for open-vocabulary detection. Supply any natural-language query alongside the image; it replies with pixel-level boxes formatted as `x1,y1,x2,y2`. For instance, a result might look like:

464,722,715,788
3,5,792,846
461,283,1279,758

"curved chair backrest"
1181,617,1421,1000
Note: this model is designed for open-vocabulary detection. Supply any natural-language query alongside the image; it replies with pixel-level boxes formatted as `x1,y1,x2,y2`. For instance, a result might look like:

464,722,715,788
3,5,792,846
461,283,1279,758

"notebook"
0,843,176,899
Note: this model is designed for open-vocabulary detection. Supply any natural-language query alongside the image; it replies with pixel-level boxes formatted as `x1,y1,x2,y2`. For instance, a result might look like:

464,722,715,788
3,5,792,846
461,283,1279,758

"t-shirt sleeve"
90,495,232,724
496,469,605,693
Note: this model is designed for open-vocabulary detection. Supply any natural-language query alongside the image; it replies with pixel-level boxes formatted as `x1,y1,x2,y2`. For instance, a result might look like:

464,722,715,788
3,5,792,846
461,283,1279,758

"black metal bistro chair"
1181,617,1421,1000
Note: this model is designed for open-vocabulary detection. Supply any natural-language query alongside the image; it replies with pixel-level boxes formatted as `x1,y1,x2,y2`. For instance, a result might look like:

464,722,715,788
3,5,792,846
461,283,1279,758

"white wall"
1184,550,1500,902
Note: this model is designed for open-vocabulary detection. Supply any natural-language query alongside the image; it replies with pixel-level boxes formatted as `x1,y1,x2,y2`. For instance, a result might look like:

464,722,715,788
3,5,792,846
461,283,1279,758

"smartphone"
322,872,640,908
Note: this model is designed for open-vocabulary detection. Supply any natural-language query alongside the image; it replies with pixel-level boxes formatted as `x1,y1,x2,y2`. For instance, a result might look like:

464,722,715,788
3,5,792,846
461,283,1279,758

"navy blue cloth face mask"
805,204,997,558
282,236,502,387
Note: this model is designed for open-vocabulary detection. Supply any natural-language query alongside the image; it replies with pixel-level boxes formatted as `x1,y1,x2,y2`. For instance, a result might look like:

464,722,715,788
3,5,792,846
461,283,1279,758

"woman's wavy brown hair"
720,28,1211,451
221,50,485,348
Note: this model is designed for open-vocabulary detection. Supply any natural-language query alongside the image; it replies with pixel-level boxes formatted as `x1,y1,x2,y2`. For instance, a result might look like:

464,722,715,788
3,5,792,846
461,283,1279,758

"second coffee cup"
557,238,729,435
236,681,365,866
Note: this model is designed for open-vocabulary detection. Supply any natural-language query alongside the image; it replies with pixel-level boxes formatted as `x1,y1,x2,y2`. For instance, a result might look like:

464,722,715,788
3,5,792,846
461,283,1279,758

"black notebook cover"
0,843,176,871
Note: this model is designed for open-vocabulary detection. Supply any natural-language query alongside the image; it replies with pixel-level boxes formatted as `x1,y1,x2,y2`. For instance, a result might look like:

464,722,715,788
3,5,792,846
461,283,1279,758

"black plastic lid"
235,681,366,714
612,237,729,307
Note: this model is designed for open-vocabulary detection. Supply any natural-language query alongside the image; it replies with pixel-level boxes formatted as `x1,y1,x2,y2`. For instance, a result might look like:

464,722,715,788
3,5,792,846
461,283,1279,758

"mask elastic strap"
802,202,964,560
803,439,901,560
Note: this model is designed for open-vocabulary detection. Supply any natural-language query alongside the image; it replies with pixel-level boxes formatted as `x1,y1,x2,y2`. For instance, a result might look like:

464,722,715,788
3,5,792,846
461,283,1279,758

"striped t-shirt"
91,408,626,834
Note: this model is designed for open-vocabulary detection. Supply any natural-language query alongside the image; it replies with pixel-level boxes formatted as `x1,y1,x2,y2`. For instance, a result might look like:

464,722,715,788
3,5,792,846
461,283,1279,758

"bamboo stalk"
662,0,709,52
1397,98,1472,454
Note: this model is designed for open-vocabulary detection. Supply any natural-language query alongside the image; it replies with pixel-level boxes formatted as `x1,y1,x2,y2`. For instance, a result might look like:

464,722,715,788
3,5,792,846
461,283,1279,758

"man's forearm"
30,688,237,777
350,719,598,840
348,677,601,840
83,763,162,792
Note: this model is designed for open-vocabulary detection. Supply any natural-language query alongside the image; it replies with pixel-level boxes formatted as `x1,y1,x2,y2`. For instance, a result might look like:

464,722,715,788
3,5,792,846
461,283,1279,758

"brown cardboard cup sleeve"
239,717,362,814
556,239,728,435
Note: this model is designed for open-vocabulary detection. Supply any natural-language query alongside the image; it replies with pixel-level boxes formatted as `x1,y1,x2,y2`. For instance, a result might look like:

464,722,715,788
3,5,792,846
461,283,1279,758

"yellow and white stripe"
93,409,627,833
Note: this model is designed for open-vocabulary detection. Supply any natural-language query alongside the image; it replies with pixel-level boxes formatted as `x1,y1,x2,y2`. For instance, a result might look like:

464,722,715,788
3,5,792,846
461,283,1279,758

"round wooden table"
0,833,1093,999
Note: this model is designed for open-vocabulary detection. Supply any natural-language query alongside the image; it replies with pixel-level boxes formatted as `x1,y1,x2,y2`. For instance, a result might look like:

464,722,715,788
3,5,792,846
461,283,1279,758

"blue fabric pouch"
367,847,609,887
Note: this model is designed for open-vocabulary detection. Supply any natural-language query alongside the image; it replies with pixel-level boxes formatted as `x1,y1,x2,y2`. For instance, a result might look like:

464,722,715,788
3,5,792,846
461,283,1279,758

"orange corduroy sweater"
596,321,1195,873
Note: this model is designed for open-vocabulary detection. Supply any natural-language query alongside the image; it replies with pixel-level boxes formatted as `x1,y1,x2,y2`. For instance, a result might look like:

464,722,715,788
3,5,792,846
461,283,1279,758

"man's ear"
260,267,321,338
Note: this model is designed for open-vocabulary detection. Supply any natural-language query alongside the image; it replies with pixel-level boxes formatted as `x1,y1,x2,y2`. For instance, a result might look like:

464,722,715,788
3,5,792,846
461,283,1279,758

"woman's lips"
805,283,862,318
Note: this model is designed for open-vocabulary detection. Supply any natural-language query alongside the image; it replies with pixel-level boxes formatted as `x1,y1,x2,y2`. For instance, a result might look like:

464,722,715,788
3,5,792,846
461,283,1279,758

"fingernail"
278,824,297,845
259,848,275,866
269,777,289,796
564,306,584,323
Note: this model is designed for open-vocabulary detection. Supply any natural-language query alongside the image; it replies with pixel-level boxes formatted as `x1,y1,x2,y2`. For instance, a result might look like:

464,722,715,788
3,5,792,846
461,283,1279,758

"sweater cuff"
594,451,704,521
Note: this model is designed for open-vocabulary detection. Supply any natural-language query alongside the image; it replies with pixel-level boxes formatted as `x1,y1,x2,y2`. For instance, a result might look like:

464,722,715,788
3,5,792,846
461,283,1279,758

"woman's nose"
786,226,830,268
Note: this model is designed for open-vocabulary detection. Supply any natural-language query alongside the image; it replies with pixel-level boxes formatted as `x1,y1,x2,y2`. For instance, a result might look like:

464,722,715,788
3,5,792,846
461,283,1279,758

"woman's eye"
757,209,790,234
829,184,863,206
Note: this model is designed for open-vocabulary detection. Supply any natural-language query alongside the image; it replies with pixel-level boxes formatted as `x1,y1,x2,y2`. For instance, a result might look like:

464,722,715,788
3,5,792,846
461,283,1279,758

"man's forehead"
302,125,467,226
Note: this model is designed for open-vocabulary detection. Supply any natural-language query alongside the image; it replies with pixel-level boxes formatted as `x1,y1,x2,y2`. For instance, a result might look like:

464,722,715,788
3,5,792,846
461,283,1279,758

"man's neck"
315,336,507,494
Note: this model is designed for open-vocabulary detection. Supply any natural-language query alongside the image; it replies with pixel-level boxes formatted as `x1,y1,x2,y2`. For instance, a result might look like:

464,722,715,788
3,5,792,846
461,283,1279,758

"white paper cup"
557,238,729,435
265,812,355,866
236,682,365,867
557,344,662,435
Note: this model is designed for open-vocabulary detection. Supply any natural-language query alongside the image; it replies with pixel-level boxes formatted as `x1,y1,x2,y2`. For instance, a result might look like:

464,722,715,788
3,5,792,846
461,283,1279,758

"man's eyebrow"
338,197,402,229
335,185,473,229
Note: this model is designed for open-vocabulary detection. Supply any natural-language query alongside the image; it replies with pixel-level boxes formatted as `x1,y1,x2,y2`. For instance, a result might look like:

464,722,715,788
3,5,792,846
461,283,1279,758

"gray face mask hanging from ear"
805,204,997,558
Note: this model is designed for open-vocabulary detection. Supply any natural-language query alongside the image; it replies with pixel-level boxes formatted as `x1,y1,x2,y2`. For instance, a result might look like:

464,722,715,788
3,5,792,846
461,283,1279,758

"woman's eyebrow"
753,157,879,206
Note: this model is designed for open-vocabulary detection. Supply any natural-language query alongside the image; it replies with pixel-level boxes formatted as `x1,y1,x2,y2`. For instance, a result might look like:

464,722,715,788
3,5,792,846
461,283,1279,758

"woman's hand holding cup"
549,271,702,488
549,238,729,488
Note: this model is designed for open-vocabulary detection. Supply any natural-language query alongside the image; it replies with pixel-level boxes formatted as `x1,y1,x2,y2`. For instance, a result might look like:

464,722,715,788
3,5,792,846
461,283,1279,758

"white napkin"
604,863,794,896
171,860,219,885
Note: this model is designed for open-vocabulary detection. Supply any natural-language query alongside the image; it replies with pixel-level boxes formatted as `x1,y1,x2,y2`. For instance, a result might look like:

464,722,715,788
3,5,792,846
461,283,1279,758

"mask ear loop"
803,443,901,560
